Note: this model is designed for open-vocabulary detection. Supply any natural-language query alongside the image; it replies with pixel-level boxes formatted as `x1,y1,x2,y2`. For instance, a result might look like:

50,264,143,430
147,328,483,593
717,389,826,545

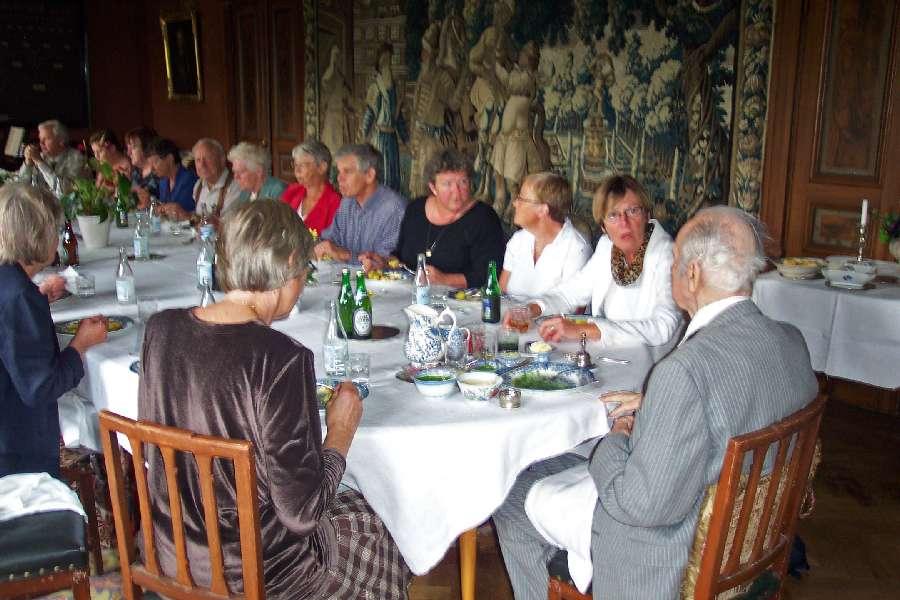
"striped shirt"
322,184,406,258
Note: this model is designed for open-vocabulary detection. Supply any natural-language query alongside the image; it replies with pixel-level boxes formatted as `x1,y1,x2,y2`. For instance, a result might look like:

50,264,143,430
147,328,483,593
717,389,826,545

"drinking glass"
497,326,520,352
469,324,497,358
74,273,95,297
507,305,531,333
349,352,370,386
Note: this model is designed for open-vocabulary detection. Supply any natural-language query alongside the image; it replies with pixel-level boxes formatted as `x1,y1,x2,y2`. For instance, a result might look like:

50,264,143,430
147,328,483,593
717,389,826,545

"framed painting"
160,10,203,101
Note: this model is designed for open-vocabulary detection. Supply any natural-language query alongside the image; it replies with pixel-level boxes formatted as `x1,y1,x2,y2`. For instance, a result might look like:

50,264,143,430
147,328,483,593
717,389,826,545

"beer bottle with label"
337,268,354,338
62,219,79,267
352,270,373,339
482,260,501,323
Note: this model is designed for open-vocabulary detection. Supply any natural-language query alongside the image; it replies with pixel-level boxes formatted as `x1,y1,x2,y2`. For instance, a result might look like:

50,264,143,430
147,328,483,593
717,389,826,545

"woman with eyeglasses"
139,201,410,598
499,171,592,297
507,174,682,348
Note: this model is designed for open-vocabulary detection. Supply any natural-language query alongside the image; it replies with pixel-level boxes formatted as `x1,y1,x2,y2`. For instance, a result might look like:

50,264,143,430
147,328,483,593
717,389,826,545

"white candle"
861,199,869,227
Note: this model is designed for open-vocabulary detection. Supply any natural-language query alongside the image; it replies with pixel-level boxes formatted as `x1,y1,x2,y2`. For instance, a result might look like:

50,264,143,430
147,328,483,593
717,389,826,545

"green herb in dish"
472,364,497,372
511,373,571,391
417,374,452,382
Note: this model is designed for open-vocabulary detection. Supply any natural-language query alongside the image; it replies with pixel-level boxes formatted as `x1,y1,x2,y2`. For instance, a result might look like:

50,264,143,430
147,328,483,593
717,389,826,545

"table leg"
459,528,477,600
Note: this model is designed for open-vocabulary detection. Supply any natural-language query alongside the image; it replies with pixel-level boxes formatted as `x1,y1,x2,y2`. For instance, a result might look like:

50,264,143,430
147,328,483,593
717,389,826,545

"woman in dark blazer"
0,183,107,478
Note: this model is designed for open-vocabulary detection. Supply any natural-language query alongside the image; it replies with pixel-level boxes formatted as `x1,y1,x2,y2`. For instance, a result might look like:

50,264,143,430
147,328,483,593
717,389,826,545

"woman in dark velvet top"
0,183,107,478
363,148,506,288
139,201,410,599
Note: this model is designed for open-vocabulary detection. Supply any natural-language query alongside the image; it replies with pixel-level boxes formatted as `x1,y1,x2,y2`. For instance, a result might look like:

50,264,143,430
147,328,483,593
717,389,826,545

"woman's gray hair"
38,119,68,144
335,144,382,182
677,206,768,293
216,201,313,293
0,182,62,266
227,141,270,175
291,140,332,172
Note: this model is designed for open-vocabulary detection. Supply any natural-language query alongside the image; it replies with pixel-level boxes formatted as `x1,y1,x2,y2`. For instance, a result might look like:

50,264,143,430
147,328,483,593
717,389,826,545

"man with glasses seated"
373,147,505,288
499,172,592,297
505,174,682,350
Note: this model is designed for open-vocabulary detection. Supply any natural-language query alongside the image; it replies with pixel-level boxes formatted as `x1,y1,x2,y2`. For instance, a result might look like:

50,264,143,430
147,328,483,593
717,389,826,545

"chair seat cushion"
548,549,592,594
0,510,87,578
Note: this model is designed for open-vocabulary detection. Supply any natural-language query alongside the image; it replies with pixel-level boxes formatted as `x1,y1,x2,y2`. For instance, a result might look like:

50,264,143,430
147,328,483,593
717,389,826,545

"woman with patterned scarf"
508,174,682,350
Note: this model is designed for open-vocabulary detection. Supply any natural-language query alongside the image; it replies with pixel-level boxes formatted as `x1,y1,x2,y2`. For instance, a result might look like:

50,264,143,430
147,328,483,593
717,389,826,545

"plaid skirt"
311,489,412,600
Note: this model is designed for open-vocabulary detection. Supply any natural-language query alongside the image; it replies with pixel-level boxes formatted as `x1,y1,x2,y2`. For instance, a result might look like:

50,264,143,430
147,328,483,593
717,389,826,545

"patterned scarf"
611,223,655,287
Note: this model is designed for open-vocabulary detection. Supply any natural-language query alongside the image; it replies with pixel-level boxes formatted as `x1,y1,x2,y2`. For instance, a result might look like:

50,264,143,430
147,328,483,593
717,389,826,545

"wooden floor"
409,399,900,599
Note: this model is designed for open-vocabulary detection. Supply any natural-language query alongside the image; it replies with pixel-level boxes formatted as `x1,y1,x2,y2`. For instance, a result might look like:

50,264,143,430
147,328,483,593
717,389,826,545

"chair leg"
548,577,563,600
72,569,92,600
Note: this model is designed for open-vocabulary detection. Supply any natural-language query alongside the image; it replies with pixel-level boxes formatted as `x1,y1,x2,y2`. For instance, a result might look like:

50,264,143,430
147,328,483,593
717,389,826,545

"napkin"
0,472,86,523
524,463,598,593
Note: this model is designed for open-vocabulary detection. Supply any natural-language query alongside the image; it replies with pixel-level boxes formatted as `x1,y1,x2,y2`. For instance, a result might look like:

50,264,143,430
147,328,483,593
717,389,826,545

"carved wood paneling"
233,3,266,144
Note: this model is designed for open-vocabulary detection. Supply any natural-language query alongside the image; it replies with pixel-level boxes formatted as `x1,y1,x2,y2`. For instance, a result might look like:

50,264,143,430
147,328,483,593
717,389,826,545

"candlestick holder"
855,222,866,263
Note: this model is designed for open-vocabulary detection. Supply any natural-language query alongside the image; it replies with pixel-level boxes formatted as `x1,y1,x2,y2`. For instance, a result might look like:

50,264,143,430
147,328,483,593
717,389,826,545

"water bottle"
149,198,162,236
133,210,150,260
414,253,430,305
323,300,349,378
199,279,216,307
196,228,215,290
115,247,136,304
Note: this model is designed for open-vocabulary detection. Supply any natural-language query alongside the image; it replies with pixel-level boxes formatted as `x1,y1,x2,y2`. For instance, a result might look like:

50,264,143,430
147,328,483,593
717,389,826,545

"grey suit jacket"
588,300,817,600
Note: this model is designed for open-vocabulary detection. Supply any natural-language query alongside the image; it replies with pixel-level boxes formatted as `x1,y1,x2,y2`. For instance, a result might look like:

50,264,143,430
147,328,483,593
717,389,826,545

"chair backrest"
689,394,827,599
98,410,265,600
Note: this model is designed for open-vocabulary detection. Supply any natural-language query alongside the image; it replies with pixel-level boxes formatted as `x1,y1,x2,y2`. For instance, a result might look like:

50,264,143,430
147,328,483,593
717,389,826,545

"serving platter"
502,361,596,392
55,316,135,337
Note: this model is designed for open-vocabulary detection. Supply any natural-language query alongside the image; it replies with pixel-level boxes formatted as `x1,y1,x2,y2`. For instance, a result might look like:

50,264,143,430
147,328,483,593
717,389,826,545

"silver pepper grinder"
575,331,592,369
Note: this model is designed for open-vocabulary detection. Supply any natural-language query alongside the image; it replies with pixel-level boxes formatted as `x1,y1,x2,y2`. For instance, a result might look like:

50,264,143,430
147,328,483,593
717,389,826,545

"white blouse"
533,220,682,348
504,219,593,298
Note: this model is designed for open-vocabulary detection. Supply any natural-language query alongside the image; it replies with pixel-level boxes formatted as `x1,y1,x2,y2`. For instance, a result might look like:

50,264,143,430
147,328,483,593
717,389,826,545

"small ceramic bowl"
457,371,503,401
496,351,522,368
526,341,554,362
413,367,458,398
821,267,875,287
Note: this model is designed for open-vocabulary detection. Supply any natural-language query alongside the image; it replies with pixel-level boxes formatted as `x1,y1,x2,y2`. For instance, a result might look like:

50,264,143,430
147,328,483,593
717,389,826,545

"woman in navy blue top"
0,183,107,477
146,137,198,216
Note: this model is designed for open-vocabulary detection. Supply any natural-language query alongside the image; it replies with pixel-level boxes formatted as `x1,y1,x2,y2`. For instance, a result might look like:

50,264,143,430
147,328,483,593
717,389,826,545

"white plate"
55,316,135,338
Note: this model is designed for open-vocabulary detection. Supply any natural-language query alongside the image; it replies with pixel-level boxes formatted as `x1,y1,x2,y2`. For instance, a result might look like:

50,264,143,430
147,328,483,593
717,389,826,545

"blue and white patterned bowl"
413,367,458,398
457,371,503,401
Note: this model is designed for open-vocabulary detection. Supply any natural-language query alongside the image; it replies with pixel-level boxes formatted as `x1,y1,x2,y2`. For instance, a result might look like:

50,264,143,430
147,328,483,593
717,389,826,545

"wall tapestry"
307,0,774,233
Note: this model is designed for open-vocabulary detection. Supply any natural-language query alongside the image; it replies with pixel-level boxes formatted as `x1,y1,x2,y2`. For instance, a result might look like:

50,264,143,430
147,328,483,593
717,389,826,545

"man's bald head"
675,206,767,295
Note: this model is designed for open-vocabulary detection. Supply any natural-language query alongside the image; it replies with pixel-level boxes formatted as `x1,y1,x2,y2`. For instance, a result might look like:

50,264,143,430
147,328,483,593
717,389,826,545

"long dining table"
49,223,654,599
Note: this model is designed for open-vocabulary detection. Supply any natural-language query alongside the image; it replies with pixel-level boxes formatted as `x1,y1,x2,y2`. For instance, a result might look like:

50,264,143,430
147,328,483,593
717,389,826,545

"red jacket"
280,182,341,234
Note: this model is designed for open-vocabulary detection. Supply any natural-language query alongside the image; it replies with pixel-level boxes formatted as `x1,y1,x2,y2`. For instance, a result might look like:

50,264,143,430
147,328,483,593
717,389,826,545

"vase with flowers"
880,212,900,263
61,160,133,249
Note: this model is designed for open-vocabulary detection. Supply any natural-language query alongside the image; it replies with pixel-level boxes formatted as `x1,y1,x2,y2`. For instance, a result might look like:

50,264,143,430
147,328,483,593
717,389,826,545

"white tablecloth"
50,226,654,574
752,272,900,390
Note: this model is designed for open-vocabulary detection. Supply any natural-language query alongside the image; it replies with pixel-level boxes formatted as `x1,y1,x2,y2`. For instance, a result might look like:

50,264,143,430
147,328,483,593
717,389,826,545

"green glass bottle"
115,193,129,228
482,260,501,323
337,268,354,338
352,270,373,339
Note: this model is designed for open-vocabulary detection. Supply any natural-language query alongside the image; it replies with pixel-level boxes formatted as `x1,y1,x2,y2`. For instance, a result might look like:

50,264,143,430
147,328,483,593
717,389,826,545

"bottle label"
133,237,149,259
150,215,162,235
116,279,135,303
353,308,372,337
482,296,500,323
197,262,213,288
415,285,430,306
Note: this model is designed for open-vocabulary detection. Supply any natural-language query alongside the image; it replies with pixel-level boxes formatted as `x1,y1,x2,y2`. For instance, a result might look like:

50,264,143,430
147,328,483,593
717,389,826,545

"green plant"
879,212,899,243
61,160,133,223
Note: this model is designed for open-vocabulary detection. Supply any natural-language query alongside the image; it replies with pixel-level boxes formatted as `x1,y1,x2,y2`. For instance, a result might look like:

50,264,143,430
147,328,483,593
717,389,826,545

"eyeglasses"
514,195,542,205
604,206,645,224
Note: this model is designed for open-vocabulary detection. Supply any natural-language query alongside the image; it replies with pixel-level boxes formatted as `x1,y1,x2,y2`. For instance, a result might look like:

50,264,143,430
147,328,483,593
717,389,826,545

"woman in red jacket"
280,140,341,235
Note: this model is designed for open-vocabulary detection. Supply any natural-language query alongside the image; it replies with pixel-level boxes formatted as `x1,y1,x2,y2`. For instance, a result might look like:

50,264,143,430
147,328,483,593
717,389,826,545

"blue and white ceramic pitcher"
403,304,453,367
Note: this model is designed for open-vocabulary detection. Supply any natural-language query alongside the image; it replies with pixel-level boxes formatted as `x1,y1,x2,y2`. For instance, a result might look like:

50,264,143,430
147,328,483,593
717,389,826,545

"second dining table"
50,224,655,599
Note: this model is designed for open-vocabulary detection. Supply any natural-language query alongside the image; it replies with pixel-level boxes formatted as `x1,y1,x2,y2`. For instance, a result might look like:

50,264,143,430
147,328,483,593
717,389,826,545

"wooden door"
267,0,305,181
783,0,900,259
233,0,269,149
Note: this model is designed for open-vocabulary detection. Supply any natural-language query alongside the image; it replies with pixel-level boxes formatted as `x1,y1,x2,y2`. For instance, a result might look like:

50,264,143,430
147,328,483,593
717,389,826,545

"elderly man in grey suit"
493,206,818,600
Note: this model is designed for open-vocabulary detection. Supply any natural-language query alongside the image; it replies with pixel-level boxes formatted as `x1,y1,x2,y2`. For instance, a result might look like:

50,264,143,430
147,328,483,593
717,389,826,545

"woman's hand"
601,390,642,418
70,316,108,356
324,382,363,457
537,316,600,343
358,252,386,273
38,275,67,302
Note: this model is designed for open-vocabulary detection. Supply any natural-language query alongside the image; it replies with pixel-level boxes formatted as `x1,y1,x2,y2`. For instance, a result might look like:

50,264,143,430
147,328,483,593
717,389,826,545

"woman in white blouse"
511,174,682,348
499,171,592,297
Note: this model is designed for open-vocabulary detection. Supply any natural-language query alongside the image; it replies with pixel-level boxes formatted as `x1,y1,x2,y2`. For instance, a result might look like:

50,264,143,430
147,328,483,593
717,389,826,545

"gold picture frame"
160,10,202,101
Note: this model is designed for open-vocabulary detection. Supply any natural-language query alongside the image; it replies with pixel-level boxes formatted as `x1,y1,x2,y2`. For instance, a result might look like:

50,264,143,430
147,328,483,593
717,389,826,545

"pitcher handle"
458,326,471,343
437,306,457,329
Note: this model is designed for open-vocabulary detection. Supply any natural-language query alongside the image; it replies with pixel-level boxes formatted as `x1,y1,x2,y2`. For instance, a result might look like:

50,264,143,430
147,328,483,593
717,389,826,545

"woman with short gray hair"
280,139,341,233
227,141,287,203
138,200,411,599
0,183,107,478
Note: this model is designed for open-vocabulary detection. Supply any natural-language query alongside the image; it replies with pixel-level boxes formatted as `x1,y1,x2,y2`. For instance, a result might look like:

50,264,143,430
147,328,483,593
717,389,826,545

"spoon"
597,356,630,365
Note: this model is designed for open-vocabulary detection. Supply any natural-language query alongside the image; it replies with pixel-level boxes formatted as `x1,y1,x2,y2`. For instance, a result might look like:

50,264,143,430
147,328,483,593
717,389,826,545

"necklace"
424,222,448,258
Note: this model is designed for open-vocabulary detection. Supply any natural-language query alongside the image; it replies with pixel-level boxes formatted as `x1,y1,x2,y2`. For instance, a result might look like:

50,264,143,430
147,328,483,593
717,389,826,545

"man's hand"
601,391,643,419
160,202,189,221
358,252,386,273
38,275,68,302
610,414,635,436
323,382,363,457
23,144,43,166
314,240,350,262
69,316,108,356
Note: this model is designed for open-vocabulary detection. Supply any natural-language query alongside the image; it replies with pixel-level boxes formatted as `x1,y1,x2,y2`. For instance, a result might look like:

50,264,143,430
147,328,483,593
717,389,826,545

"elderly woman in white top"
512,174,682,348
499,172,592,297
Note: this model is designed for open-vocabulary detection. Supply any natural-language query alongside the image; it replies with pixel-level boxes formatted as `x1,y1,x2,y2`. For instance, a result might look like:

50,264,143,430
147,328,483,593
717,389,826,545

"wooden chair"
98,410,265,600
548,394,827,600
60,446,104,575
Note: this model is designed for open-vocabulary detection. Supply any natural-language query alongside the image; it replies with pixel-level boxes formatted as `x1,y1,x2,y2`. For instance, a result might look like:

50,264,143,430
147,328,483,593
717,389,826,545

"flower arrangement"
879,212,899,243
61,160,132,223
